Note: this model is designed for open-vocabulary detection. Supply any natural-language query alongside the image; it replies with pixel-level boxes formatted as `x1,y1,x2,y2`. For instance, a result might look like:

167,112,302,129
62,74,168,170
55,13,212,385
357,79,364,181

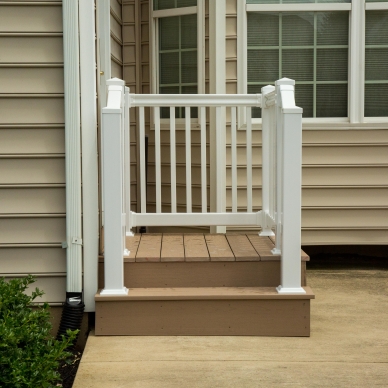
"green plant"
0,275,79,388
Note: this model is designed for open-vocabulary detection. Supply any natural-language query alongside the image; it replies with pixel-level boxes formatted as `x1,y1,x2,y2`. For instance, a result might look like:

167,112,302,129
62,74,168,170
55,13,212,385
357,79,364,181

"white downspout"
62,0,83,294
79,0,99,311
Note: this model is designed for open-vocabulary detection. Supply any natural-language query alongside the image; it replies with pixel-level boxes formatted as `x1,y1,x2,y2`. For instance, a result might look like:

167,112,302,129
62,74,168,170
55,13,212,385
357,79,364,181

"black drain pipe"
56,292,84,348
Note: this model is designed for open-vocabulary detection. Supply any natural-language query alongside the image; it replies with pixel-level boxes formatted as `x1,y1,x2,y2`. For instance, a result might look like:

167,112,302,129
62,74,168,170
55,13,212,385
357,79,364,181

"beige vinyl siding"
226,0,388,245
123,0,388,244
111,0,123,79
122,0,150,212
0,1,66,302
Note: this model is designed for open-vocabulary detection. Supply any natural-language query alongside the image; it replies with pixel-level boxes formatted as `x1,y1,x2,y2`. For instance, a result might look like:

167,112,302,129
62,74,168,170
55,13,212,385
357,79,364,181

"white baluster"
246,106,252,213
139,106,146,213
185,107,192,213
231,107,237,213
170,107,177,213
154,107,162,213
200,106,207,213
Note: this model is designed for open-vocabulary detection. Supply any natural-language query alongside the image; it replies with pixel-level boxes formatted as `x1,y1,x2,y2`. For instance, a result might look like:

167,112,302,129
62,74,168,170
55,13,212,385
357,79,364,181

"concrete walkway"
74,269,388,387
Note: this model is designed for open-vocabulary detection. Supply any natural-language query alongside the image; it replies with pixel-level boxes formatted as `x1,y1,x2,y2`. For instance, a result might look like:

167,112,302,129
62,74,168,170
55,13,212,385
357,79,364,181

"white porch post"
275,78,305,294
209,0,226,233
101,79,128,296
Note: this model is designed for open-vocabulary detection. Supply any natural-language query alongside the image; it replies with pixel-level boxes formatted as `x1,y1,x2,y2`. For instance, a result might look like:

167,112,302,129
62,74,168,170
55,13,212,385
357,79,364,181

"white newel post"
101,79,128,296
260,85,276,237
275,78,305,294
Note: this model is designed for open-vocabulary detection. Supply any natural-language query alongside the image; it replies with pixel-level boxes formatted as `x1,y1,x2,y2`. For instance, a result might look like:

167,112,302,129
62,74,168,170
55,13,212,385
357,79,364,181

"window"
365,9,388,117
151,0,205,118
238,0,388,123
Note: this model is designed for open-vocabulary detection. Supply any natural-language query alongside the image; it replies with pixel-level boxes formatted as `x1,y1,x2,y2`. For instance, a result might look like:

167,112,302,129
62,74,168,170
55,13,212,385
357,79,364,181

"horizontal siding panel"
0,128,64,154
111,37,123,62
111,59,123,79
302,188,388,207
123,44,136,63
123,4,135,24
0,187,65,213
123,25,135,43
0,158,65,184
0,37,63,63
0,5,62,32
302,166,388,186
302,145,388,165
302,130,388,144
0,68,64,94
148,165,210,186
0,247,66,273
302,209,388,228
3,276,66,304
301,229,388,245
0,97,64,124
0,217,65,244
110,14,122,40
123,64,136,84
111,0,122,20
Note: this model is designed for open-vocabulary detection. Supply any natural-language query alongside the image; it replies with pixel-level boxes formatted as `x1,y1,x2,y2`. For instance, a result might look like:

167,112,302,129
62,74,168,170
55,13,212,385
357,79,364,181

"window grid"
247,12,348,118
158,15,198,117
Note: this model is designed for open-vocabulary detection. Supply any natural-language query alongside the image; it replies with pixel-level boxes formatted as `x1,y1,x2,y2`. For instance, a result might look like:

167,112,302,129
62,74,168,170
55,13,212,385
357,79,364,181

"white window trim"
237,0,388,129
150,2,205,130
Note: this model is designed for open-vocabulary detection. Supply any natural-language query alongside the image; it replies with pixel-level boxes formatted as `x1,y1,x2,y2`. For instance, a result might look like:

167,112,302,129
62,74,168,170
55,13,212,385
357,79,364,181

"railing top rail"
129,94,262,108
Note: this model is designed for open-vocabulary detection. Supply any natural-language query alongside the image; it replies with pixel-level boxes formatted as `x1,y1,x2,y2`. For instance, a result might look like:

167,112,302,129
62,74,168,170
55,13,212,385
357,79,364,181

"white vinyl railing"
100,77,304,296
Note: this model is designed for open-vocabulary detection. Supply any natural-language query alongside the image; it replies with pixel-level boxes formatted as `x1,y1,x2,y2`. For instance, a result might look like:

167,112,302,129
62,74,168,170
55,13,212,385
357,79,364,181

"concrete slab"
74,269,388,387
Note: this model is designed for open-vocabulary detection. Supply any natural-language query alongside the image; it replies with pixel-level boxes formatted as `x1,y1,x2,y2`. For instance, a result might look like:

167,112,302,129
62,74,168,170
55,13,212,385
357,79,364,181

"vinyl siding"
0,0,66,303
122,0,388,245
111,0,123,79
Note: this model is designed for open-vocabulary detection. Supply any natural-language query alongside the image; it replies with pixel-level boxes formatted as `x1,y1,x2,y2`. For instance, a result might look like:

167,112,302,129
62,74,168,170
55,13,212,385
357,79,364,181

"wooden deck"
96,233,313,337
120,233,309,263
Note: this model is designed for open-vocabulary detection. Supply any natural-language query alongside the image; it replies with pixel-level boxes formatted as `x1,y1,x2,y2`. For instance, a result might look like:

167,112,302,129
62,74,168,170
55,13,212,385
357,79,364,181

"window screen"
247,12,349,118
365,11,388,117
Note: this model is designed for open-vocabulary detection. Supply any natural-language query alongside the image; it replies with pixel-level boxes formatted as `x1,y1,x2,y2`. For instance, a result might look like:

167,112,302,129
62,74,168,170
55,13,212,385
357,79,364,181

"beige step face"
98,261,307,288
95,287,314,337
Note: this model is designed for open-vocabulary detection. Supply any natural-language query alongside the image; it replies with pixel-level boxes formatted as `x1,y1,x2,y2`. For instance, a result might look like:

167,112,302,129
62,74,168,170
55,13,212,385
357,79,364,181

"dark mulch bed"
57,350,82,388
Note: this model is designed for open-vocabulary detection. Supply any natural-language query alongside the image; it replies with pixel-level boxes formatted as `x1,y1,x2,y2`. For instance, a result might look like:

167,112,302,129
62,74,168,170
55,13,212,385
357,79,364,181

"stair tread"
96,286,314,301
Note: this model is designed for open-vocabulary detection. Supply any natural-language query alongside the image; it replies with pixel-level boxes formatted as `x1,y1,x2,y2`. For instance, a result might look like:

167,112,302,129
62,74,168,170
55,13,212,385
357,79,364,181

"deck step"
95,287,314,337
98,233,309,289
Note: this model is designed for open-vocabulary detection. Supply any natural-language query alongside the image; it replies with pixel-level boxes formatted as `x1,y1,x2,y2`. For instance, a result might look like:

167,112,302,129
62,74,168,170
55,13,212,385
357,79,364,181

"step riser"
96,299,310,336
98,262,307,289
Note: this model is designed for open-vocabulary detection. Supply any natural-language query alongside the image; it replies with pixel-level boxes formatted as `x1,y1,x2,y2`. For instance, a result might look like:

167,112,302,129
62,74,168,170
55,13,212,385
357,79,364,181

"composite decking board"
95,286,314,301
124,234,141,262
205,234,235,261
161,234,185,262
247,235,279,261
135,234,162,262
183,234,210,261
267,235,310,261
226,234,260,261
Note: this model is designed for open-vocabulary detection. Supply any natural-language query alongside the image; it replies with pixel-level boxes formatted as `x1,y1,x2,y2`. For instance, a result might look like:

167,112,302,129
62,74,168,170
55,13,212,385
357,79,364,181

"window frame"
150,1,205,128
237,0,388,129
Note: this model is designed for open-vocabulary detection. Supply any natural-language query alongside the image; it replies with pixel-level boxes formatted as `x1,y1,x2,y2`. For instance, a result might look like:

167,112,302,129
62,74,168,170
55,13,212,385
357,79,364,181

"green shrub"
0,275,79,388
